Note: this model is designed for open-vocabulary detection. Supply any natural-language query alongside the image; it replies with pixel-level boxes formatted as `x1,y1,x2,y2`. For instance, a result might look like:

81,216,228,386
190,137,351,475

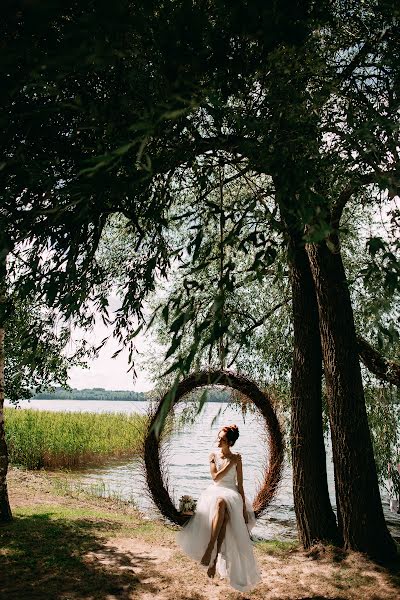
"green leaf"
165,334,182,359
367,237,386,257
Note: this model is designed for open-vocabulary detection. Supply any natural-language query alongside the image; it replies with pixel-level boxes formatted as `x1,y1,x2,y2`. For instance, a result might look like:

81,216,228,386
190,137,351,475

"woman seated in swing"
176,424,261,593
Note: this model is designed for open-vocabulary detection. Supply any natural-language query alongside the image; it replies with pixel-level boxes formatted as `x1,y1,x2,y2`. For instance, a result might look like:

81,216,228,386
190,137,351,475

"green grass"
331,570,375,590
51,474,138,507
255,539,299,556
5,408,148,469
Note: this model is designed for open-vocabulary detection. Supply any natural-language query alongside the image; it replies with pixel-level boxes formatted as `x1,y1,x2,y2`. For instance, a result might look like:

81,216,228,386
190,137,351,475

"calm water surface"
9,398,400,541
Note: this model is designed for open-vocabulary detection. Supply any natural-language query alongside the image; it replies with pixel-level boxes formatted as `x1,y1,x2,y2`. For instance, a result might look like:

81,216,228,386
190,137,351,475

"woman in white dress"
176,424,261,593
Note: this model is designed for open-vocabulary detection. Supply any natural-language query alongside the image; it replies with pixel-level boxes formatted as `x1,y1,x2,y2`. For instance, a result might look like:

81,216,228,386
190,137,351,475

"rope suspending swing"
218,163,226,371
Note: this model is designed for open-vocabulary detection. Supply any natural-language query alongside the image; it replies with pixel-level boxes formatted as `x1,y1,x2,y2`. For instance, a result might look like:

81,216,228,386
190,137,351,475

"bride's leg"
207,511,228,578
200,497,226,565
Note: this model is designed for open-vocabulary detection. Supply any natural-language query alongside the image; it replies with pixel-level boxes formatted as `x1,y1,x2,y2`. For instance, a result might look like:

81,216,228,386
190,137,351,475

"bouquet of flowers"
178,495,197,514
388,463,400,514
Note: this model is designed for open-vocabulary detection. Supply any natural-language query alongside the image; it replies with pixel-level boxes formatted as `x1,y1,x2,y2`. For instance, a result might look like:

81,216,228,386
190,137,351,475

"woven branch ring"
144,369,284,526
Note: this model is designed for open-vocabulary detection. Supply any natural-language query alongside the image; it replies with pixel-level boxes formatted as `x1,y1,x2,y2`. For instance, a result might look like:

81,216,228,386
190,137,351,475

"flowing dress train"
176,454,262,592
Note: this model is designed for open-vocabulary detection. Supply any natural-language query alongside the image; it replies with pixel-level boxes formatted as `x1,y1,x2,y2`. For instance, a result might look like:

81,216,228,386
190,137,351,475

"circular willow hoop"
144,369,284,526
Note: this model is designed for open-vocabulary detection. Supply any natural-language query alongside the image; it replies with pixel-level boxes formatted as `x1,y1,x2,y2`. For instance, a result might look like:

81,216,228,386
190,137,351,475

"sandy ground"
3,468,400,600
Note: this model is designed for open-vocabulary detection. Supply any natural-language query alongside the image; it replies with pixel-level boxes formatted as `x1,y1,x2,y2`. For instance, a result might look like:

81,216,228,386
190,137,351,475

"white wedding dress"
176,453,262,592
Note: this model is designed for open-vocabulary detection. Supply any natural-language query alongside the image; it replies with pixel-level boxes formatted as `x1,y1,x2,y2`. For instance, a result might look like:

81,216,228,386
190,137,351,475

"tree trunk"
0,330,12,522
0,247,12,522
306,239,397,561
289,234,340,547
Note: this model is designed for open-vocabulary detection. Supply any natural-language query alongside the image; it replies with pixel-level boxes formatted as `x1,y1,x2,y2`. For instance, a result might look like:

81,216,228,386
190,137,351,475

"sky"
67,294,155,392
67,332,154,392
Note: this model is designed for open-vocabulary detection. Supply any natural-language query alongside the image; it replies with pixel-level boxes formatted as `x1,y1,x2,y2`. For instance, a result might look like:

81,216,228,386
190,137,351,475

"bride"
176,424,261,592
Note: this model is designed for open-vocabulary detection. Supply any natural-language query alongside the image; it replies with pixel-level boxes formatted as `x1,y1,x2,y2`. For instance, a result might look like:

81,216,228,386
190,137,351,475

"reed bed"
4,408,148,470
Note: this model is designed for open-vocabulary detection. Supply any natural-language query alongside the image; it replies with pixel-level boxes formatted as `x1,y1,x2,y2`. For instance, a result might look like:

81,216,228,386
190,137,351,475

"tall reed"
5,408,148,470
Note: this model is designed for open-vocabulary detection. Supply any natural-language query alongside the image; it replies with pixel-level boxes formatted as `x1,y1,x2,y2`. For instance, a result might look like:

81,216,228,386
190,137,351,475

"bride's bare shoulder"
233,452,242,462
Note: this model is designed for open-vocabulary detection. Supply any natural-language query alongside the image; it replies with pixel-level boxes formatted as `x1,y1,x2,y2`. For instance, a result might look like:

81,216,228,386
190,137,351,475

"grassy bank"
5,408,148,469
3,468,400,600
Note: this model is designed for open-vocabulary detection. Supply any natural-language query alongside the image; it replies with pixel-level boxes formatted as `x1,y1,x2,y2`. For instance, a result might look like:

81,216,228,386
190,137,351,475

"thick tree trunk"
0,248,12,522
306,239,397,561
289,235,340,547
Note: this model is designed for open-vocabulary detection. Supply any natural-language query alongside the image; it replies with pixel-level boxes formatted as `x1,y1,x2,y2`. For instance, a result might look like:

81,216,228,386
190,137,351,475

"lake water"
7,398,400,541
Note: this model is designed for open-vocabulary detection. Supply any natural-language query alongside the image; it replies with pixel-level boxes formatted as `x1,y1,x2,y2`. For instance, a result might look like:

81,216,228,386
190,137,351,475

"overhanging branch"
357,335,400,387
331,167,400,228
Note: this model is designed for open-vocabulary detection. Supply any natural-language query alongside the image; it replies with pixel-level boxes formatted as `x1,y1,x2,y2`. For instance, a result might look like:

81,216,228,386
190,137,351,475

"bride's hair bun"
221,424,239,446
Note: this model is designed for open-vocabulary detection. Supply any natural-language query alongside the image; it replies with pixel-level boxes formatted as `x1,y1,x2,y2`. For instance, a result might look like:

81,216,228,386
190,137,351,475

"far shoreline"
7,387,232,402
7,397,231,403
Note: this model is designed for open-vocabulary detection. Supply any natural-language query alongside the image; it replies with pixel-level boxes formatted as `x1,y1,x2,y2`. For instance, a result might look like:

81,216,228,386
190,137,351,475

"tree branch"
357,335,400,387
231,297,291,334
226,298,291,368
331,167,400,228
331,185,356,230
339,26,391,84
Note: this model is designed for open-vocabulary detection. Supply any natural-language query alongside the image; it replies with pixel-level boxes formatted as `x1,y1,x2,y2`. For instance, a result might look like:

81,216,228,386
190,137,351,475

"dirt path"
2,468,399,600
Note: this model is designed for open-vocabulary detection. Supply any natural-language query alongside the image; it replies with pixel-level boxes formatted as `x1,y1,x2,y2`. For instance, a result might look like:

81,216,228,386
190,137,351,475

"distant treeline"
31,387,231,402
189,388,231,403
32,388,147,401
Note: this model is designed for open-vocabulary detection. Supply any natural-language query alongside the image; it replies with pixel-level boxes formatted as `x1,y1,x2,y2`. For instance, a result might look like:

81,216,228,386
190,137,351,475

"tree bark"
306,239,397,561
0,246,12,522
0,329,12,522
289,234,340,547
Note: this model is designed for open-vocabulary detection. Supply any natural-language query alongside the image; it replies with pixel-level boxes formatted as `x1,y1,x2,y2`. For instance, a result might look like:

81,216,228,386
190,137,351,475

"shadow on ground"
295,597,346,600
0,512,169,599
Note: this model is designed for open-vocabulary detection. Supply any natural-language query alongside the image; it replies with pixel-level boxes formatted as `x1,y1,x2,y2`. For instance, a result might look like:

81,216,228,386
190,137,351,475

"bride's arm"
209,452,237,482
236,455,249,523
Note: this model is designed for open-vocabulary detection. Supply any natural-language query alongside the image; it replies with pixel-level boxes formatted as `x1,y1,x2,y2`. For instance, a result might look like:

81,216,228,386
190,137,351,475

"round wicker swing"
144,369,285,526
